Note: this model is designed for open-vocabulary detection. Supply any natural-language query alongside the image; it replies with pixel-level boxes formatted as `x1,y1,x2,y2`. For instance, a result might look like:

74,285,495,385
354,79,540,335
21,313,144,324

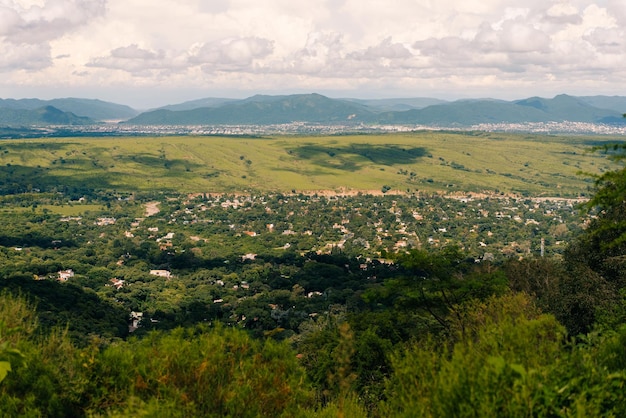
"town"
0,190,584,339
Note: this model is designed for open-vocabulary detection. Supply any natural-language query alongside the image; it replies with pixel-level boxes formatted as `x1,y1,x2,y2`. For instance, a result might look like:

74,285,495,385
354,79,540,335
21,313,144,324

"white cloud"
86,44,189,76
191,37,274,71
583,27,626,54
543,2,582,24
2,0,626,104
285,32,345,75
1,0,106,43
348,38,413,61
0,41,50,70
0,0,106,72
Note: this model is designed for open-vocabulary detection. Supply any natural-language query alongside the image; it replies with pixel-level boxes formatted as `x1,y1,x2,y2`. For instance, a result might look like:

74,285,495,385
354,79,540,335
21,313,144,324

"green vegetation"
0,106,94,126
0,132,616,196
1,134,626,416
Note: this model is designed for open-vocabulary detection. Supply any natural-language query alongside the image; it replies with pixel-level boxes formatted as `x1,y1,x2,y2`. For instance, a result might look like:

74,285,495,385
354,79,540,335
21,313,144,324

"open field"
0,132,622,196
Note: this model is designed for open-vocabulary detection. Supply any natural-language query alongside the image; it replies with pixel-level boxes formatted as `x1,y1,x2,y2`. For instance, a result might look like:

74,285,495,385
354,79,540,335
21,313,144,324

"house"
109,278,125,290
156,232,175,242
129,311,143,332
150,269,172,278
57,269,74,282
159,242,173,251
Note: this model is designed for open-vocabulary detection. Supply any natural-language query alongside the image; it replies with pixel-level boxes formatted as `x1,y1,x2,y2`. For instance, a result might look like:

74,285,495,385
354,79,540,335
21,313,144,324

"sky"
1,0,626,109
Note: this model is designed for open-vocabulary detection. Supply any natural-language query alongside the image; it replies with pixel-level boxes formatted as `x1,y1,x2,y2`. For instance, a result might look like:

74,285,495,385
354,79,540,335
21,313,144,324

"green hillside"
0,132,618,196
127,93,374,125
123,93,623,126
0,106,95,126
0,98,137,121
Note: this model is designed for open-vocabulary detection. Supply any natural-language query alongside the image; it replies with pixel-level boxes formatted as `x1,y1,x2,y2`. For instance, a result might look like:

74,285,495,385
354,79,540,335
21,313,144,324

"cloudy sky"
1,0,626,108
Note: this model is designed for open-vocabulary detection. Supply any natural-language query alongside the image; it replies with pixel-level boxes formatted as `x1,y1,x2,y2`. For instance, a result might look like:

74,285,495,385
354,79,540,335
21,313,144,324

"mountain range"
1,93,625,128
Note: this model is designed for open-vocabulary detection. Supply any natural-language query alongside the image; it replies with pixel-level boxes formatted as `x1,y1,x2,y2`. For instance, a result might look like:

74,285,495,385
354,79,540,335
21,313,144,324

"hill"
0,132,614,196
0,93,624,127
0,106,95,126
577,95,626,113
512,94,619,123
127,93,375,125
155,97,237,112
341,97,449,111
375,99,548,125
125,93,623,126
0,98,137,121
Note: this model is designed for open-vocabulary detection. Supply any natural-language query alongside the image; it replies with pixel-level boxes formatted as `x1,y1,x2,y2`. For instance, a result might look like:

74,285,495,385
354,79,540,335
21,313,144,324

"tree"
567,143,626,286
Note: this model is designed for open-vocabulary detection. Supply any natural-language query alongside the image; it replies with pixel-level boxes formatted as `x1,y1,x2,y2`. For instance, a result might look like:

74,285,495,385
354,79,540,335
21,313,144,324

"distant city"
2,93,626,137
10,120,626,139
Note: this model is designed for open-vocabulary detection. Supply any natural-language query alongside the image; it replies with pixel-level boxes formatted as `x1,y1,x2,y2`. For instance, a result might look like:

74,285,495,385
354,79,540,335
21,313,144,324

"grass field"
0,132,622,196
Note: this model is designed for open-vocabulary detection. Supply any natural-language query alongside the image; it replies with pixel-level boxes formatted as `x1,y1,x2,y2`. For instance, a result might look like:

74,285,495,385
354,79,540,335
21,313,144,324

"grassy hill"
0,132,619,196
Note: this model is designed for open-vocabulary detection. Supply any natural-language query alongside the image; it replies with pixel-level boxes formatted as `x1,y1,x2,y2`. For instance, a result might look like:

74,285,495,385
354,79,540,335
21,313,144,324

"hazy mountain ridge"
0,106,95,126
130,93,375,125
0,98,138,121
155,97,237,112
1,94,625,128
125,93,626,127
341,97,449,111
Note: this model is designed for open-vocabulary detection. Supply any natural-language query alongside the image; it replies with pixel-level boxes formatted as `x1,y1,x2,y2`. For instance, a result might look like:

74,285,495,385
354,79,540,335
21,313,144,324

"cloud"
348,38,412,61
110,44,163,60
87,44,186,75
476,19,551,53
1,0,106,44
191,37,274,71
0,41,51,71
0,0,106,72
606,0,626,25
285,32,344,74
87,37,275,76
4,0,626,103
196,0,231,14
542,2,582,24
583,27,626,54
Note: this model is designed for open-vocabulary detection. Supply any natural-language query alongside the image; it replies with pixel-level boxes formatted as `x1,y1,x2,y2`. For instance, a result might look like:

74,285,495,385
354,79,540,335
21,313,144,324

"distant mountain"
381,94,621,126
342,97,448,111
0,98,137,121
375,99,550,125
125,93,624,127
576,96,626,114
0,93,624,128
513,94,617,123
156,97,237,112
126,93,375,125
0,106,95,126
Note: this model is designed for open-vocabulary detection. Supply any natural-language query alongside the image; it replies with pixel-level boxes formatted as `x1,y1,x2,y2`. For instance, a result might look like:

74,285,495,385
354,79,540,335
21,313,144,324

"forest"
1,137,626,416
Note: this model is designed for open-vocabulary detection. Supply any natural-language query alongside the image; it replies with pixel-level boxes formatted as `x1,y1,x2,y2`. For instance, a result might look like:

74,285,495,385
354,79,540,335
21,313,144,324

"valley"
0,131,625,416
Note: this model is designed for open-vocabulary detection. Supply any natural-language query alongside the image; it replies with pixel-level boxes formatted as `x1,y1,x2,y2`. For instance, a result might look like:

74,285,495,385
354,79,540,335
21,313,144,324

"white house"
57,269,74,282
150,269,172,278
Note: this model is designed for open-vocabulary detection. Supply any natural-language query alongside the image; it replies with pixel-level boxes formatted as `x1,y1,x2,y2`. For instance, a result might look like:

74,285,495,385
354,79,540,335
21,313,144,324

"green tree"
570,143,626,285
